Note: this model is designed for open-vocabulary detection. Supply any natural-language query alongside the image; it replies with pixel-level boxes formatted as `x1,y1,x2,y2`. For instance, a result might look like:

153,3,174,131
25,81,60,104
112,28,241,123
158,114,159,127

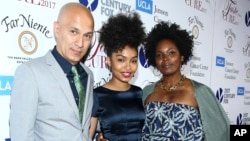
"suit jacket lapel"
45,51,80,121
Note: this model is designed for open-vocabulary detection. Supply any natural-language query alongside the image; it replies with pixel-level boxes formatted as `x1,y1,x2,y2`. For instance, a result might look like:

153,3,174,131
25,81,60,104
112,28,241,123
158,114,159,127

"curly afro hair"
144,21,194,68
99,12,146,57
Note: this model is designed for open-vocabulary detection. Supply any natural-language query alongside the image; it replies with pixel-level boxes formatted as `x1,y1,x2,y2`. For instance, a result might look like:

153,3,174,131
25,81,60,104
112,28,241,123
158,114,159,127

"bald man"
9,2,95,141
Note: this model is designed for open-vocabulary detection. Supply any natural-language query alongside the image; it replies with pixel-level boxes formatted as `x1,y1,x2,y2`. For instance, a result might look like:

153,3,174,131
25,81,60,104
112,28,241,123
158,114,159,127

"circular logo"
18,30,38,55
227,36,233,48
246,68,250,78
192,25,199,39
80,0,98,11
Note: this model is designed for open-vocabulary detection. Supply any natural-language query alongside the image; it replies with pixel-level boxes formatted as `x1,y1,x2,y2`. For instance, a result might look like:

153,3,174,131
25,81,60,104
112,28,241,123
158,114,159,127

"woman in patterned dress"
141,21,230,141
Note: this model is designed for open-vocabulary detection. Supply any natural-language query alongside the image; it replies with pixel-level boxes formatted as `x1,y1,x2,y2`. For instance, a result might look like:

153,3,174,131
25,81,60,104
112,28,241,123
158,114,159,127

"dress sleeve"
91,91,99,117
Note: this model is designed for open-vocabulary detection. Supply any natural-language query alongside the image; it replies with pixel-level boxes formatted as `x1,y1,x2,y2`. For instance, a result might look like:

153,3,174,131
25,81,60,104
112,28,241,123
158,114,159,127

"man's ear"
53,21,59,39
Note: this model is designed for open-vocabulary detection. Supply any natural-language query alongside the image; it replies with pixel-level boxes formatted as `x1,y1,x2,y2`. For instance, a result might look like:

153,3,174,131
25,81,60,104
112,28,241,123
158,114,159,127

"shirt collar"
52,46,72,74
51,46,87,78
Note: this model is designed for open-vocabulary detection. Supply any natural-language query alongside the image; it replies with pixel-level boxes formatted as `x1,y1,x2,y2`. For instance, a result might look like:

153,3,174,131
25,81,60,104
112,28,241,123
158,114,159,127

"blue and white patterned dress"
141,101,204,141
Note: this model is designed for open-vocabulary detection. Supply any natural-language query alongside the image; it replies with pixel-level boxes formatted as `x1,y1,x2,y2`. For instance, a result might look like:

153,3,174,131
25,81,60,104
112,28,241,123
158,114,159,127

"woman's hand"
96,132,109,141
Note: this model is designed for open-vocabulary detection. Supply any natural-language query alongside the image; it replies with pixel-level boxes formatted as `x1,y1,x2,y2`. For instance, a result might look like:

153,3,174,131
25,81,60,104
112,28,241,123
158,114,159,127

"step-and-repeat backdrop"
0,0,249,140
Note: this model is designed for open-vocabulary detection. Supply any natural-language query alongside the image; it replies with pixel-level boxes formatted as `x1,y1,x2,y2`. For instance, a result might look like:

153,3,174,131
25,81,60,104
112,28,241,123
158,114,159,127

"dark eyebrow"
84,32,93,36
70,27,79,31
115,54,138,59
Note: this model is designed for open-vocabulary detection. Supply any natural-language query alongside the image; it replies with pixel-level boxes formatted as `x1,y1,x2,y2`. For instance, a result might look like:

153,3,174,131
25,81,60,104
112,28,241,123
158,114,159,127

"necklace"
159,75,186,92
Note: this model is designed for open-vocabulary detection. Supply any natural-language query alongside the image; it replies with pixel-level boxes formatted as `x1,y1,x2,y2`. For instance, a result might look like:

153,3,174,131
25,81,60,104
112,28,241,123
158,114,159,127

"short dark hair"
144,21,194,68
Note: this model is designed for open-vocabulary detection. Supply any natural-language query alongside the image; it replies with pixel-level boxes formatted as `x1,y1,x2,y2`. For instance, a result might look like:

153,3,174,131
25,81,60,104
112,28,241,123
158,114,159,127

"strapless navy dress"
92,85,145,141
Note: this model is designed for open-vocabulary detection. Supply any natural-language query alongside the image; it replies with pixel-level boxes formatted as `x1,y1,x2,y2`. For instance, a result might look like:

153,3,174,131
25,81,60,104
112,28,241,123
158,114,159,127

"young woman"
89,12,146,141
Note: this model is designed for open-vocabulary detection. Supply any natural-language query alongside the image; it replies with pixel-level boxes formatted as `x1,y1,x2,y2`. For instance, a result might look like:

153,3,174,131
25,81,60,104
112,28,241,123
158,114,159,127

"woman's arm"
89,117,98,138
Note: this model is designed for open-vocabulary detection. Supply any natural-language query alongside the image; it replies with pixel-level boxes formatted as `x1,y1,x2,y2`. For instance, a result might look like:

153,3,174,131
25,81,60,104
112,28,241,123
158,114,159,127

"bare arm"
89,117,98,138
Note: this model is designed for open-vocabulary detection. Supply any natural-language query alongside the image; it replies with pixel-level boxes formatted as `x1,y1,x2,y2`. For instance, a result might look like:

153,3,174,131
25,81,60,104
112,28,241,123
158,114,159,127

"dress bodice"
92,85,145,141
142,101,204,141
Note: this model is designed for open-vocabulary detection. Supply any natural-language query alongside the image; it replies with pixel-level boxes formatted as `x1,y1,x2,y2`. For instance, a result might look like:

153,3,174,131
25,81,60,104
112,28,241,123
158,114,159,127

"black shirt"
51,46,88,105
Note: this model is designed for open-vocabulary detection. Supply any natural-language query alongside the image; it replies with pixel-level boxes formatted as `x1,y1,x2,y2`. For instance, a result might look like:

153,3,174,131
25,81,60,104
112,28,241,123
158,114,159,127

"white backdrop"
0,0,249,140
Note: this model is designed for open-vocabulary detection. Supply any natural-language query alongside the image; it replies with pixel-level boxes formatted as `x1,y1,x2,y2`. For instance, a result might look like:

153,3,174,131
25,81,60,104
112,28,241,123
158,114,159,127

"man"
9,2,95,141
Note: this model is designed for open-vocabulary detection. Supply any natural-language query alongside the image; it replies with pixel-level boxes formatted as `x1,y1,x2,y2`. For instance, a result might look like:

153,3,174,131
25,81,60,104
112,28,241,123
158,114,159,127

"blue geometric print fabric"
142,102,204,141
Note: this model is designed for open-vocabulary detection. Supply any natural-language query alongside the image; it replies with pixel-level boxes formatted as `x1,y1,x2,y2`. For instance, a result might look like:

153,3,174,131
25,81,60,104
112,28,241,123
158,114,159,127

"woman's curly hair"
144,21,194,68
99,12,146,57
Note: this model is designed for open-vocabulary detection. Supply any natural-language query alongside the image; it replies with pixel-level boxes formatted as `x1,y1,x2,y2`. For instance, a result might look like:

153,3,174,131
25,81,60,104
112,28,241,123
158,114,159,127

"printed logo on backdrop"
216,88,224,103
236,113,250,125
216,87,236,104
138,45,161,87
79,0,98,11
139,45,149,68
243,36,250,57
215,56,239,80
136,0,153,14
245,62,250,82
247,68,250,79
245,11,250,27
153,5,170,23
216,56,225,67
222,0,241,25
0,76,13,96
192,25,199,40
18,0,57,9
224,28,236,53
227,36,233,48
138,45,162,77
242,87,250,105
244,62,250,83
188,16,204,46
1,14,52,64
138,44,162,85
185,0,208,13
237,87,244,96
1,14,52,38
84,31,110,88
189,56,208,78
18,30,38,55
96,0,131,18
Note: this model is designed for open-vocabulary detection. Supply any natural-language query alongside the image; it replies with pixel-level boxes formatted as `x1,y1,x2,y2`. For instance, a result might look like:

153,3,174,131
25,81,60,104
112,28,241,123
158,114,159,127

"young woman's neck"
104,78,131,91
